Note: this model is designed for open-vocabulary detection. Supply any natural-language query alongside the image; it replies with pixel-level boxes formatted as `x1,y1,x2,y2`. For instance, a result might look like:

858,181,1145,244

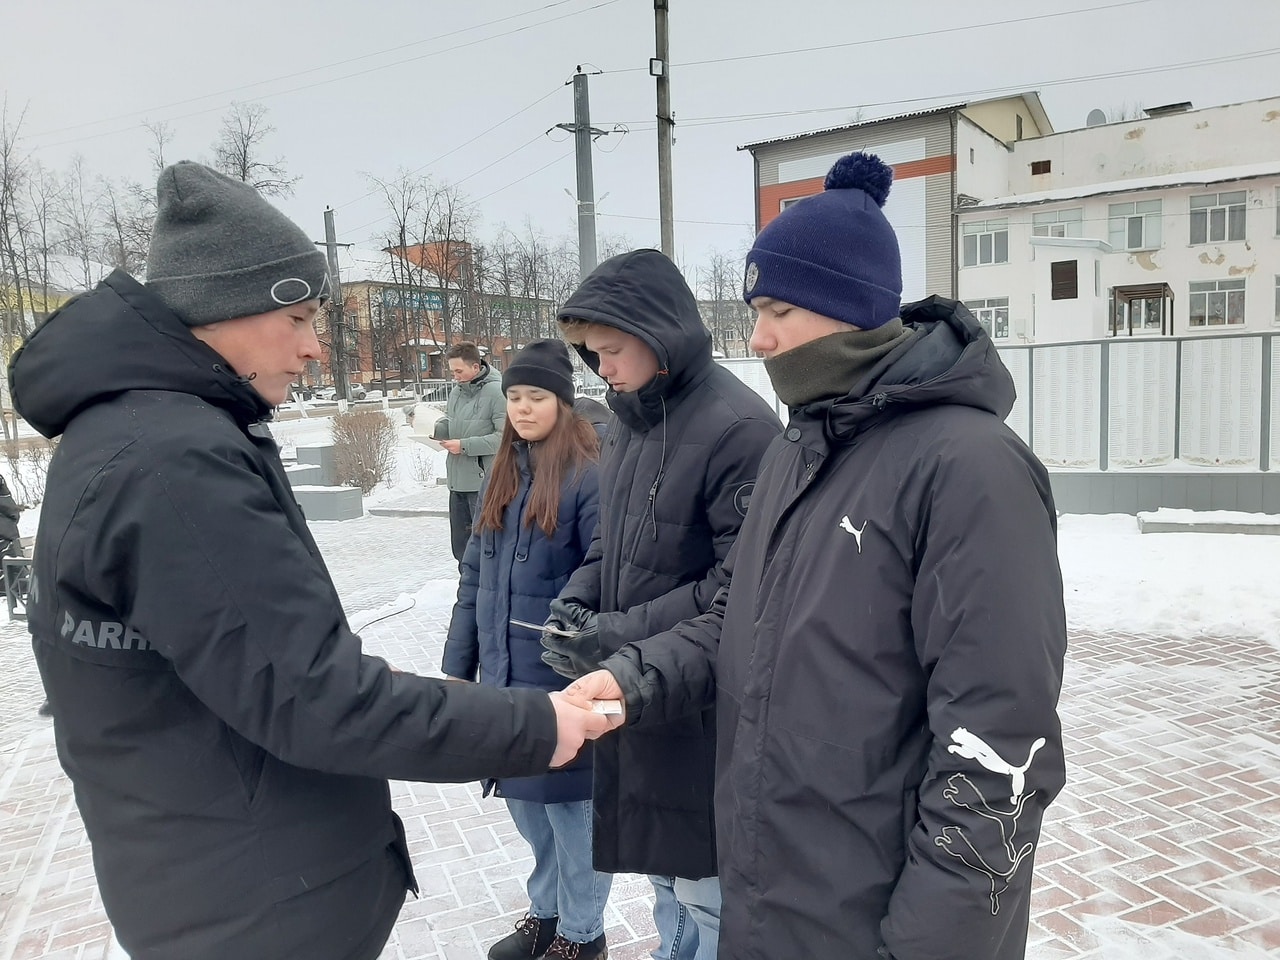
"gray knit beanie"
145,161,330,327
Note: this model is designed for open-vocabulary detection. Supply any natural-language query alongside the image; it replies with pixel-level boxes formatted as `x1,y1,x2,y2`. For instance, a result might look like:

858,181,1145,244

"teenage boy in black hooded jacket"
567,155,1068,960
10,161,609,960
540,249,781,960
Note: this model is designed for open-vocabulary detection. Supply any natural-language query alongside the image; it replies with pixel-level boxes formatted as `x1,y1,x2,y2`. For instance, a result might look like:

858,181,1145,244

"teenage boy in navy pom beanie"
564,152,1067,959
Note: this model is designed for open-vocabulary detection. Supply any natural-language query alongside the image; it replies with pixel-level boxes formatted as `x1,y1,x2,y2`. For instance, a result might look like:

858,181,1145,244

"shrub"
331,410,398,494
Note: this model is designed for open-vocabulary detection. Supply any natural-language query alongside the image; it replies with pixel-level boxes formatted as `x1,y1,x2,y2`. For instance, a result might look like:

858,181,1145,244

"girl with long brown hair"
443,340,611,960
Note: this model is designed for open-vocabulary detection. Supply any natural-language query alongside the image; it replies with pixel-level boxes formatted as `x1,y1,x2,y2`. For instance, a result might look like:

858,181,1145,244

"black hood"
824,295,1016,440
9,270,271,439
558,249,712,427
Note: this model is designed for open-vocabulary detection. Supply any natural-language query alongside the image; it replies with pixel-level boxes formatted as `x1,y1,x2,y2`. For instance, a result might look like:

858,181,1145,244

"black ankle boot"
489,915,559,959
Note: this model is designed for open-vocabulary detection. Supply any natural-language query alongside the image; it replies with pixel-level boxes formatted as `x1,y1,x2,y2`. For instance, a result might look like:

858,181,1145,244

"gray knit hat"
146,161,330,327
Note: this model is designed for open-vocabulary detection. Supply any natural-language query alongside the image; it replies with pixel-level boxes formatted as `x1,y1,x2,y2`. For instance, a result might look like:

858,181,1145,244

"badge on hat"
744,261,760,295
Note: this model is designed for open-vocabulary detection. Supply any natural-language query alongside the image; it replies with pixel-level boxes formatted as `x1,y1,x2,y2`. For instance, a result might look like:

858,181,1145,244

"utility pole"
652,0,675,258
320,208,350,401
556,67,610,282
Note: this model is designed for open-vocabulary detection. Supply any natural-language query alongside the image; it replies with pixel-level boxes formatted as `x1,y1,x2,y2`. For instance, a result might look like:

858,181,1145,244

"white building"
956,96,1280,343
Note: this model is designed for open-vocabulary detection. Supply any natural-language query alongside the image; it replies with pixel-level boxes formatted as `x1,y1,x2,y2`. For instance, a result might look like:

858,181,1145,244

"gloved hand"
540,597,603,680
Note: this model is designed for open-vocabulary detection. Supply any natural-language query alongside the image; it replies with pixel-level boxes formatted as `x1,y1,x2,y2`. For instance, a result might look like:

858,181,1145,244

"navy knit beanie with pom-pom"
742,151,902,329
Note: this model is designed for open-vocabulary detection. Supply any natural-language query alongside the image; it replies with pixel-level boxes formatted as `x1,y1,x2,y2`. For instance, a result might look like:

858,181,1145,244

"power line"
610,47,1280,133
333,88,561,211
28,0,625,150
29,0,593,139
599,0,1160,75
456,132,553,186
599,212,752,228
474,149,574,203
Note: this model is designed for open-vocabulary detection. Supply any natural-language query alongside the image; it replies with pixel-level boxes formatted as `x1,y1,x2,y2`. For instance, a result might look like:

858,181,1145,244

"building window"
1189,279,1246,327
1274,276,1280,325
1050,260,1078,300
1275,187,1279,236
962,219,1009,267
1189,190,1245,244
967,298,1010,339
1108,199,1162,251
1030,160,1051,175
1032,208,1083,238
779,196,807,212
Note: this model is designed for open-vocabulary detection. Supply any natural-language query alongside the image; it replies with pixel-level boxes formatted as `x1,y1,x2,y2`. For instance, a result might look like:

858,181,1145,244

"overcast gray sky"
5,0,1279,278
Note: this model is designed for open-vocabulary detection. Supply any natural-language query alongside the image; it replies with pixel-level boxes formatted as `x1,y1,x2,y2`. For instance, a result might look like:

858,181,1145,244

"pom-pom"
823,152,893,207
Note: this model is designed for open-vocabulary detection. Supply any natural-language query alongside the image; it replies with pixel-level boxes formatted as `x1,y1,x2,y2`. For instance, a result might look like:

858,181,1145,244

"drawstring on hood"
645,397,668,540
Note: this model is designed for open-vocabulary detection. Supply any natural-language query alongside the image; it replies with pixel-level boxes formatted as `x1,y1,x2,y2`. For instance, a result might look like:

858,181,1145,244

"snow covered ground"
1058,513,1279,646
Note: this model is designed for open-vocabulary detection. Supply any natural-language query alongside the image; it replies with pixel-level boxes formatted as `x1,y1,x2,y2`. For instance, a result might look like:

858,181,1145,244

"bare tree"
697,249,752,357
22,161,63,316
368,172,442,382
55,156,103,291
211,102,299,197
420,183,479,345
0,99,34,442
121,120,178,270
98,178,149,275
1106,102,1146,122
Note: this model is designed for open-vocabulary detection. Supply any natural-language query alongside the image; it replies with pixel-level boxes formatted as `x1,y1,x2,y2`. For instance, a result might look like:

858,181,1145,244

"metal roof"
738,103,966,152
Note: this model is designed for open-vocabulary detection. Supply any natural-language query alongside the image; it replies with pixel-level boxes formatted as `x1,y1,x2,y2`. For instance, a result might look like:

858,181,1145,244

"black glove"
540,597,603,680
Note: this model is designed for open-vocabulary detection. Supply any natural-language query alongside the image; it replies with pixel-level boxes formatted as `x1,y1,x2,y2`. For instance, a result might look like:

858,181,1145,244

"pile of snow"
1058,514,1280,646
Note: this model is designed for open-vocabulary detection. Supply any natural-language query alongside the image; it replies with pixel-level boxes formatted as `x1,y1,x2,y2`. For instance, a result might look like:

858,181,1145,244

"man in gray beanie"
9,161,609,960
146,160,332,328
566,153,1067,960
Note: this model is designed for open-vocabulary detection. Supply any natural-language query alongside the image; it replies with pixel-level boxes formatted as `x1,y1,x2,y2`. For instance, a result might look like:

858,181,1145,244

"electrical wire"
332,89,562,211
28,0,625,149
609,48,1280,133
599,0,1161,75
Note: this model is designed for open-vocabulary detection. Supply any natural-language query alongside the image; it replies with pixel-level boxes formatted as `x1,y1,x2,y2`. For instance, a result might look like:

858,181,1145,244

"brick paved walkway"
1,510,1277,958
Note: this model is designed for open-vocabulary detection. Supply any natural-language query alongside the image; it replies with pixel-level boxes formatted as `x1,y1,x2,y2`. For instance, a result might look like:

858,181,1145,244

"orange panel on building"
756,154,956,230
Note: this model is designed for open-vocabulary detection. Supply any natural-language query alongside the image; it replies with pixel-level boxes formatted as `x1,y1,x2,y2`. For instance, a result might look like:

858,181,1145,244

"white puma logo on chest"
839,516,867,552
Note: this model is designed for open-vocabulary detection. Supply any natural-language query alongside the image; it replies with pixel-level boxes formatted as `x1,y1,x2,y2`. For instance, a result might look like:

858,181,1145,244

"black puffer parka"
557,249,782,877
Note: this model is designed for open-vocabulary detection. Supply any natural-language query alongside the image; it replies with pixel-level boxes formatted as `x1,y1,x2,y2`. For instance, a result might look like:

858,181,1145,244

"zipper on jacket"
646,473,663,540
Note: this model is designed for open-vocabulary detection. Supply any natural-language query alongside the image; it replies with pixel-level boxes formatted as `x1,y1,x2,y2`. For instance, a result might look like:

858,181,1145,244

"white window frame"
1032,208,1083,238
966,297,1010,339
1108,199,1162,251
1274,275,1280,326
1188,279,1246,327
779,196,809,212
961,219,1009,267
1189,190,1246,244
1275,187,1280,237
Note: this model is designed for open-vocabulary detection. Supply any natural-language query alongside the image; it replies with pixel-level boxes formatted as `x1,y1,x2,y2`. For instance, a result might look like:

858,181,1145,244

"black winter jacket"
605,298,1068,959
557,249,781,878
443,441,601,803
10,271,558,960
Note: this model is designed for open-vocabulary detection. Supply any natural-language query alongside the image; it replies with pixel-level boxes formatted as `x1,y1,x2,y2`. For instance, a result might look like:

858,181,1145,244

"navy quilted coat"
443,442,601,802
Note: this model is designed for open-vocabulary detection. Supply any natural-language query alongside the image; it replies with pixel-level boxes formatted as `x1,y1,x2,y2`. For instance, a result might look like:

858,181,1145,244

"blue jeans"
650,875,721,960
506,799,612,944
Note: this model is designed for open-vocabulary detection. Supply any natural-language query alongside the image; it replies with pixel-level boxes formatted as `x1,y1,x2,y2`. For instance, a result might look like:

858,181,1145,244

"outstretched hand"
564,670,627,730
547,690,614,767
